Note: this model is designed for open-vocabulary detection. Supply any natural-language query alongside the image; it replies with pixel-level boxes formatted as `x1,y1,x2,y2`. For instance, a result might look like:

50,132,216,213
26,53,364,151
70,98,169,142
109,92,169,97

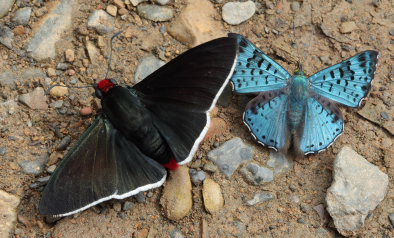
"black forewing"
132,37,238,163
39,116,166,217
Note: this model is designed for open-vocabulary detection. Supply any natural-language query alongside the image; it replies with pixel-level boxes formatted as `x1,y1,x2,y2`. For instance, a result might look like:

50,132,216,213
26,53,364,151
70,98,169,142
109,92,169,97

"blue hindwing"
229,33,291,94
308,50,378,107
300,97,344,154
243,93,289,150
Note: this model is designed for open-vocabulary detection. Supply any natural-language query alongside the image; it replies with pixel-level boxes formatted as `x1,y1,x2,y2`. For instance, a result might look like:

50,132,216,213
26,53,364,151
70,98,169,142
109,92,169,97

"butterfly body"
230,33,378,155
99,83,172,164
287,73,309,132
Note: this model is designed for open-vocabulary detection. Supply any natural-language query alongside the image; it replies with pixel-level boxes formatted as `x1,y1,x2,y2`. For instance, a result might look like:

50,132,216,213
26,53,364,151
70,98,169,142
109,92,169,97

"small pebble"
291,2,300,11
123,201,134,211
135,192,146,203
118,8,128,16
137,4,174,22
56,136,71,151
65,49,75,62
0,147,6,156
300,203,309,213
246,192,275,206
49,86,68,97
80,107,93,116
47,68,56,77
49,100,63,109
112,202,122,212
106,5,117,16
189,169,206,185
170,229,185,238
389,29,394,36
381,112,390,120
47,165,56,173
56,63,69,70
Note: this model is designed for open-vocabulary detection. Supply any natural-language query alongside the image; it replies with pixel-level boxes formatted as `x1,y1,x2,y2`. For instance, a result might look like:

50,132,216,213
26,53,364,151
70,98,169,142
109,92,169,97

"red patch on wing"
162,157,179,170
97,79,115,93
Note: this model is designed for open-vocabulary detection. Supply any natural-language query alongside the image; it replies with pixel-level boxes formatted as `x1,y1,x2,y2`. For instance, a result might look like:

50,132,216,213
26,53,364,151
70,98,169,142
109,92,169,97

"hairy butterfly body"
229,33,378,155
39,37,238,217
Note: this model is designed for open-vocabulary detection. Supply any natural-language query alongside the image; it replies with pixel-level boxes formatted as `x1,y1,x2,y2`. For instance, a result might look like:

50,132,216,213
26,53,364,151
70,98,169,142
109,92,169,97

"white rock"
0,0,14,18
326,146,389,236
26,0,74,60
12,7,32,25
0,190,20,238
222,1,256,25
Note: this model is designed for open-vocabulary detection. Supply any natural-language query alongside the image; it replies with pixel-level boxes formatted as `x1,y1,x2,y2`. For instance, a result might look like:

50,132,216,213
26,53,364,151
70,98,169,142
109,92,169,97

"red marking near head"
97,79,115,93
162,157,179,170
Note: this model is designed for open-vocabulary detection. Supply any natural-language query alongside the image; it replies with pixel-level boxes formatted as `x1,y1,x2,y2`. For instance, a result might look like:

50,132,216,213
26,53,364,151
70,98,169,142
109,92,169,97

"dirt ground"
1,0,394,237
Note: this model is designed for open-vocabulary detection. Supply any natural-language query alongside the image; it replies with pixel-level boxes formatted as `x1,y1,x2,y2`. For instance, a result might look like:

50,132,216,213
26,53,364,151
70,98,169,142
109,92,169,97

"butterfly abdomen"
101,86,171,164
287,75,309,132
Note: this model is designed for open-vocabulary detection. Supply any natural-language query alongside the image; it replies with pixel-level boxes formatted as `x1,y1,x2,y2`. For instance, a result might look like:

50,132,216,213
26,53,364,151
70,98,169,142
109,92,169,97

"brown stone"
160,166,192,220
167,0,226,47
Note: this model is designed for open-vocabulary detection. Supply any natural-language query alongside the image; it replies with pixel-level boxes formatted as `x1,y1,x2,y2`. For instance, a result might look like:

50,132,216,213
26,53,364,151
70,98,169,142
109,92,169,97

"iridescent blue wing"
309,51,378,108
229,33,292,94
243,92,290,150
299,96,344,154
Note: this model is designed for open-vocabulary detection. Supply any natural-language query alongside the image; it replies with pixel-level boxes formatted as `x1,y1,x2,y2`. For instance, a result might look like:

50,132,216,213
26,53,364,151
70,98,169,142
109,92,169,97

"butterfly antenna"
45,84,94,95
293,20,301,68
105,31,123,79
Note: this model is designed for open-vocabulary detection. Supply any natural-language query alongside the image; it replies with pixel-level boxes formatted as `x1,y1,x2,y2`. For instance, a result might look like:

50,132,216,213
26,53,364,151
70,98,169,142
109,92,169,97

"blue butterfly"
229,33,378,155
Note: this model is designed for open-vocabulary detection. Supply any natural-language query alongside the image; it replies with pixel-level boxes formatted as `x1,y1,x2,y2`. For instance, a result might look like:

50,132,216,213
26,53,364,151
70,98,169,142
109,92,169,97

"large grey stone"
0,190,20,238
87,9,114,35
0,0,14,18
222,1,256,25
26,0,74,60
326,146,389,236
12,7,31,25
137,4,174,22
208,137,254,178
134,55,165,83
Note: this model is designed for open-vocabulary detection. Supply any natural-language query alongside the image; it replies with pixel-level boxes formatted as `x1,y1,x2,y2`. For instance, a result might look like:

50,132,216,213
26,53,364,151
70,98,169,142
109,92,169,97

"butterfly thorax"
101,86,172,164
288,75,309,132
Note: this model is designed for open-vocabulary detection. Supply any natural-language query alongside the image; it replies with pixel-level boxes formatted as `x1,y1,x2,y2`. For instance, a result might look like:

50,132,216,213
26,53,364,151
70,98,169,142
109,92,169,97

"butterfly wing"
39,116,166,217
243,92,290,150
298,96,344,154
228,33,291,94
308,50,378,108
133,37,238,164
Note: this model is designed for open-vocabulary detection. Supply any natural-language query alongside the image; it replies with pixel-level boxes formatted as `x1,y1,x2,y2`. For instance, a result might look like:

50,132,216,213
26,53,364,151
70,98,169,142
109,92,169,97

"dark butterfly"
39,37,238,217
229,33,378,155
